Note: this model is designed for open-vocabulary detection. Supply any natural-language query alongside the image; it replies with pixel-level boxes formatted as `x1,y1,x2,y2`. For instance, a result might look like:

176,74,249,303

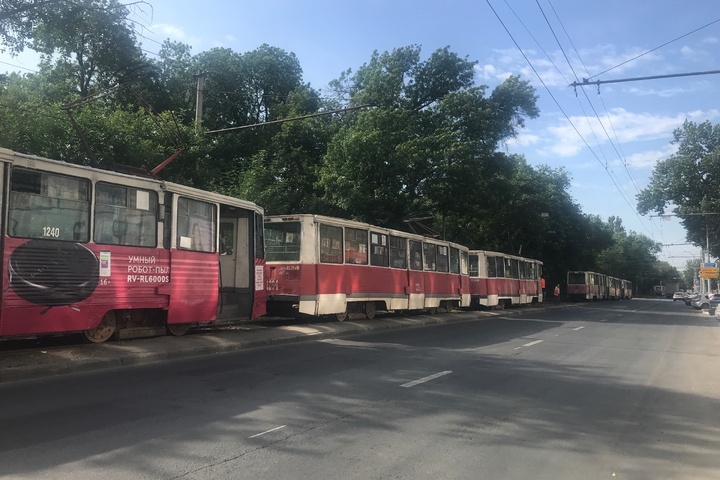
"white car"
672,291,686,301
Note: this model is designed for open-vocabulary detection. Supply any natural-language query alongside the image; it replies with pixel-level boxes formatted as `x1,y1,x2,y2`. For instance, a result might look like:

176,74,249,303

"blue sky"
3,0,719,269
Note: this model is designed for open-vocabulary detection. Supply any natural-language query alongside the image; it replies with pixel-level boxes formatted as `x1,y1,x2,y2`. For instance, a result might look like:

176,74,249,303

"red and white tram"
264,215,470,320
566,271,631,301
620,279,633,299
567,271,604,301
0,148,266,342
467,250,543,309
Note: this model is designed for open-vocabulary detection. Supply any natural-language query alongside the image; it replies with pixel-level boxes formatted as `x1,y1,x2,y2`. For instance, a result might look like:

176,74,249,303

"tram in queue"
0,148,266,342
467,250,543,309
264,214,471,320
566,270,632,301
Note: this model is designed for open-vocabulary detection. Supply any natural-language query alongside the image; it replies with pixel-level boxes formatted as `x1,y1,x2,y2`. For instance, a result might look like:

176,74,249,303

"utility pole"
194,73,206,134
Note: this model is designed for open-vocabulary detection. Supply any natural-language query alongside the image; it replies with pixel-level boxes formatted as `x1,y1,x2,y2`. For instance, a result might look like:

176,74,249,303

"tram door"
218,206,253,320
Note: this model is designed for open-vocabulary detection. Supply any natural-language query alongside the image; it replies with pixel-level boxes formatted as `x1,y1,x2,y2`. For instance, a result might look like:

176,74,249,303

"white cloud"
680,45,695,57
153,23,187,40
152,23,202,47
479,44,671,90
623,144,678,169
624,86,692,97
506,132,540,148
539,108,720,158
702,36,718,44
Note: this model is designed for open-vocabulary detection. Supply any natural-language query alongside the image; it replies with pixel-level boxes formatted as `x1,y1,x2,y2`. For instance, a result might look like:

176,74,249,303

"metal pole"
707,222,712,294
195,73,206,134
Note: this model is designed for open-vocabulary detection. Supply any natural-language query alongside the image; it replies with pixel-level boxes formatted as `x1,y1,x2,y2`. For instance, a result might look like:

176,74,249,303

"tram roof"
0,147,262,214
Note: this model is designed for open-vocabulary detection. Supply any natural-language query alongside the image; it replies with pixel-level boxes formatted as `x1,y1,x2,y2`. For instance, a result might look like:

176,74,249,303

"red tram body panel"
0,148,266,342
566,271,632,301
468,250,543,308
265,215,470,318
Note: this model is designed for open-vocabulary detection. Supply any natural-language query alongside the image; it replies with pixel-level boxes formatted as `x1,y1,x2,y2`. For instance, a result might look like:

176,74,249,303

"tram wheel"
167,323,192,336
364,302,376,320
335,311,348,322
83,311,116,343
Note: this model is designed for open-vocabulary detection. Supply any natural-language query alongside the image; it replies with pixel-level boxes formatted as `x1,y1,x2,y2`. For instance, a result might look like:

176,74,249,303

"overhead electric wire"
486,0,652,237
587,17,720,80
0,59,38,73
545,0,667,239
546,0,651,233
535,0,657,238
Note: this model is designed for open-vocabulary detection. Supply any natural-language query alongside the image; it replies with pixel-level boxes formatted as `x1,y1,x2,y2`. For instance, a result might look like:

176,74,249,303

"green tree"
31,0,147,97
595,216,664,288
0,0,62,53
319,45,539,235
682,258,700,290
637,120,720,256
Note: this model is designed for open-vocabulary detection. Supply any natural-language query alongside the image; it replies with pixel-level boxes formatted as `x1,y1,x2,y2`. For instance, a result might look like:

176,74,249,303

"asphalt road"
1,299,719,480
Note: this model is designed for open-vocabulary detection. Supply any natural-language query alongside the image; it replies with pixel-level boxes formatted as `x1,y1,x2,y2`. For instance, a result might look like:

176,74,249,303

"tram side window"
176,197,216,252
370,232,389,267
520,261,528,280
436,245,449,272
409,240,423,271
345,227,368,264
94,183,157,247
266,221,301,262
469,254,479,277
449,247,460,274
487,256,497,277
460,251,469,275
9,168,90,241
389,235,407,269
319,224,343,264
496,257,506,277
505,258,516,278
423,243,437,271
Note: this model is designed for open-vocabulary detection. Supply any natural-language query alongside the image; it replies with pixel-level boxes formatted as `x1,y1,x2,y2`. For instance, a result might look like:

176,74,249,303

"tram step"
117,326,167,340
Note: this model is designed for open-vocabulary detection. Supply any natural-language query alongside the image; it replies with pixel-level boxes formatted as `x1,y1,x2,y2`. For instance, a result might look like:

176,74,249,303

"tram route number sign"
700,262,718,279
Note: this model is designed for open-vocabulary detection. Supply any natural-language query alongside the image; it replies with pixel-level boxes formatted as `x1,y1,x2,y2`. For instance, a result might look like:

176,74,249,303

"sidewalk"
0,304,566,383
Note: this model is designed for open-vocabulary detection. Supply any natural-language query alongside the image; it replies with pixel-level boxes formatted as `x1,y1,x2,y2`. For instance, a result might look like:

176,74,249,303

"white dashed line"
522,340,544,347
400,370,453,388
249,425,287,438
573,326,585,331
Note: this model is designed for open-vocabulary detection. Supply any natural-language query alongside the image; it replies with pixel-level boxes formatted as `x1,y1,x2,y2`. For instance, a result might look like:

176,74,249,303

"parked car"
672,291,686,301
685,292,700,306
710,295,720,315
691,293,713,310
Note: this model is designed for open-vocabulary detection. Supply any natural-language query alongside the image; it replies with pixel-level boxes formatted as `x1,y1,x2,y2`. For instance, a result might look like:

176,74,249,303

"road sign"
700,266,718,278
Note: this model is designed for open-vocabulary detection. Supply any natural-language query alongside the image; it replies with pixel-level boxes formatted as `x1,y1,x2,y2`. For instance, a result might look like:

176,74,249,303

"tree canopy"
637,120,720,257
0,7,670,292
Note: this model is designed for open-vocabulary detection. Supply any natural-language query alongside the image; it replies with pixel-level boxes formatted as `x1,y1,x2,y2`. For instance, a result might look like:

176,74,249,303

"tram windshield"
9,168,90,241
568,272,586,284
266,221,301,261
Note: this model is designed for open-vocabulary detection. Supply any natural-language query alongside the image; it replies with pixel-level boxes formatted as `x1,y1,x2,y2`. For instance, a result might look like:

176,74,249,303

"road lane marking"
400,370,453,388
573,326,585,331
249,425,287,438
522,340,544,347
